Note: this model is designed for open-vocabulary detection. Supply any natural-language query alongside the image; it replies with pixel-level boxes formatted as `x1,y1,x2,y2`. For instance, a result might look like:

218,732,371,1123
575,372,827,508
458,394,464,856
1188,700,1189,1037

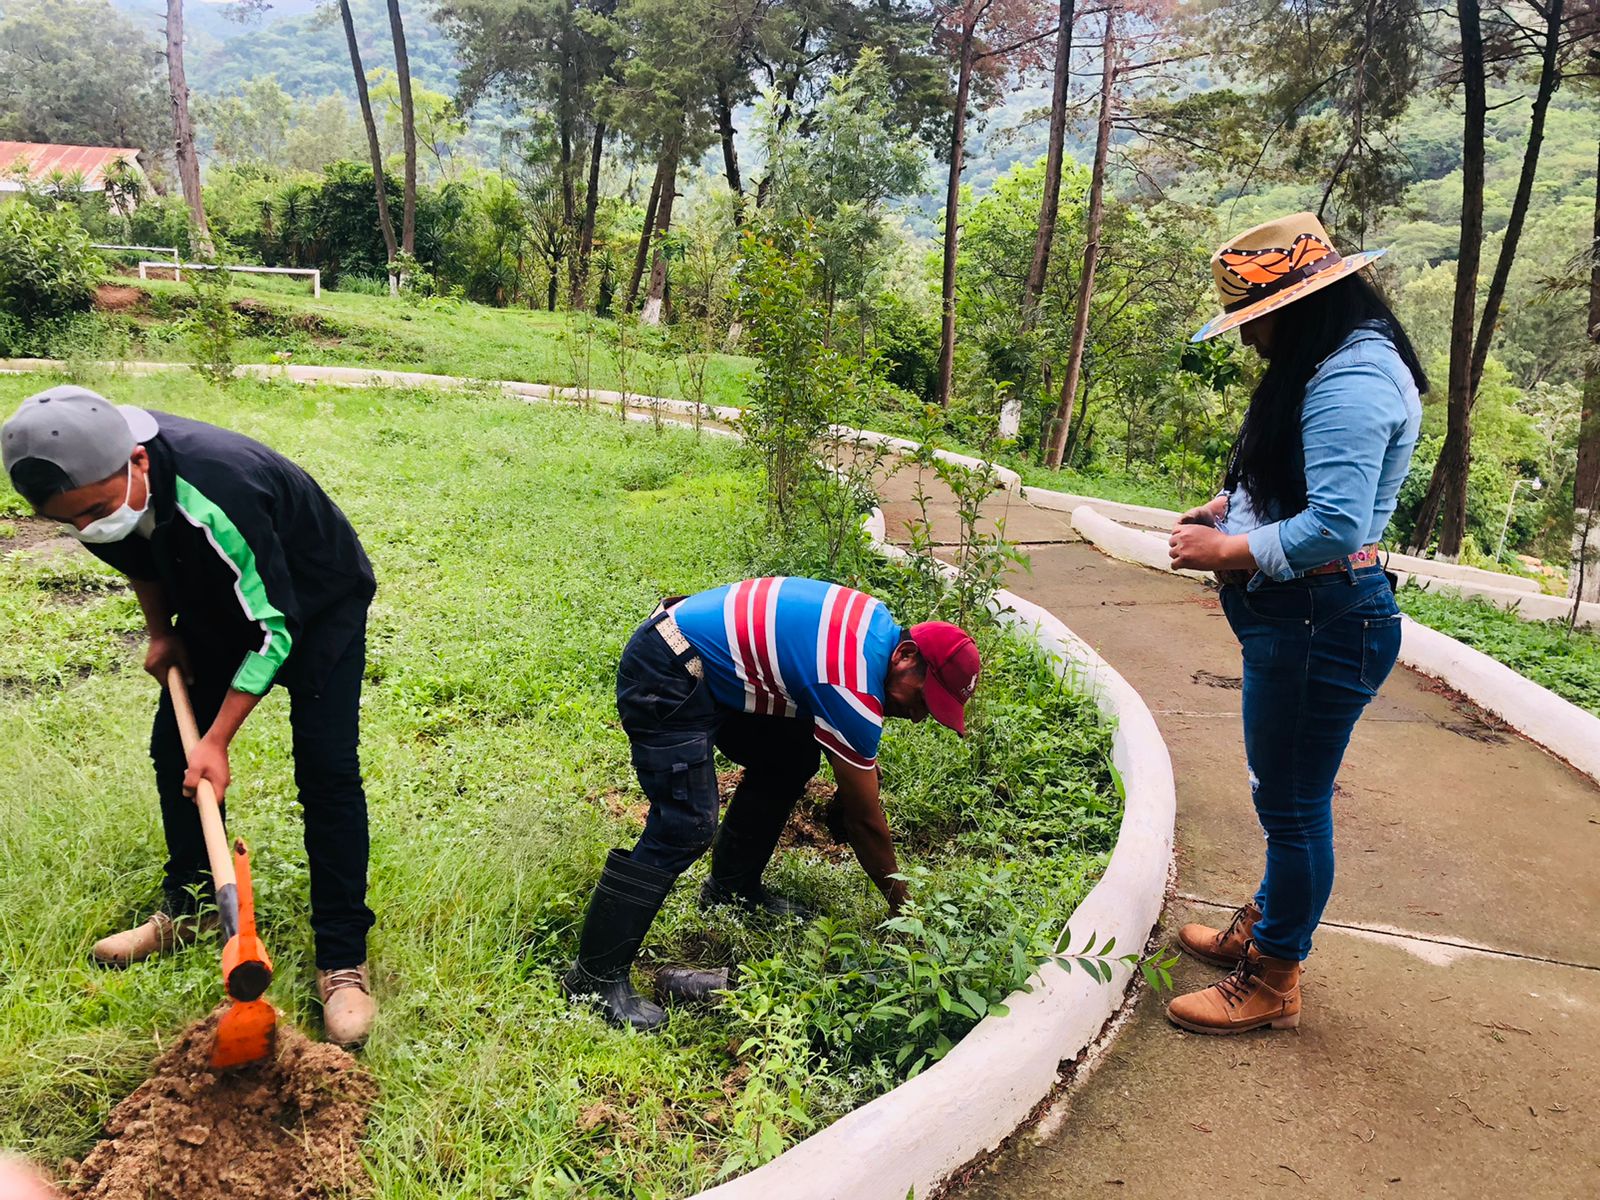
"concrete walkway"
876,468,1600,1200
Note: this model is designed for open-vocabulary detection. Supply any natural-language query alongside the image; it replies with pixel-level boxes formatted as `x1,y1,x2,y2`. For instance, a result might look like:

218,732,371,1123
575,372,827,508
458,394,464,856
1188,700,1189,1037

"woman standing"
1163,213,1427,1035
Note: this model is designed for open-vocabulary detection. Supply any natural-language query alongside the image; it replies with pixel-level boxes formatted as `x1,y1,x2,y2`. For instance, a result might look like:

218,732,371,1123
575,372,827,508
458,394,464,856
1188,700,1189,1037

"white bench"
137,261,321,298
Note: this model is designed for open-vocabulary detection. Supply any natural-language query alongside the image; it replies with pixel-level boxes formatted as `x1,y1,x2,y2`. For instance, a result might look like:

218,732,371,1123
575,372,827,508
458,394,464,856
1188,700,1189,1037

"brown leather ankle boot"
1177,901,1261,967
1165,943,1301,1035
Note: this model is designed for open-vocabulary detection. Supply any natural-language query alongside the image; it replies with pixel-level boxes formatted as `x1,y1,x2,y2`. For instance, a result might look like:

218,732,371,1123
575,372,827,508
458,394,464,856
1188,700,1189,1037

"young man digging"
563,577,981,1031
2,387,379,1047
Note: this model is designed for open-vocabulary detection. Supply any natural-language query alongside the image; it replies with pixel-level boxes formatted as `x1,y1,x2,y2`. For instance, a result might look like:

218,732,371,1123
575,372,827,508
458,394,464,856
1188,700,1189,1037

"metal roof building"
0,141,146,193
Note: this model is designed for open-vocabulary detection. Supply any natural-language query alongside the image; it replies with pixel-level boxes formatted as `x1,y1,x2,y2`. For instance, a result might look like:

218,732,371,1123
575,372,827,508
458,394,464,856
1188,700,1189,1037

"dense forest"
1,0,1596,594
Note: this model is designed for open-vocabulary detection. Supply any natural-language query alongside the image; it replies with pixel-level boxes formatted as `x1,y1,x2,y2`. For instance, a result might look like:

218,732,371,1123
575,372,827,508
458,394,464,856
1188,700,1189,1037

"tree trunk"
1468,0,1563,395
165,0,211,255
716,77,744,224
641,121,683,326
338,0,398,282
625,157,665,312
1571,135,1600,603
385,0,418,255
1407,0,1486,559
1064,371,1091,466
557,38,578,302
571,120,606,308
1045,4,1117,469
1021,0,1076,324
933,21,977,408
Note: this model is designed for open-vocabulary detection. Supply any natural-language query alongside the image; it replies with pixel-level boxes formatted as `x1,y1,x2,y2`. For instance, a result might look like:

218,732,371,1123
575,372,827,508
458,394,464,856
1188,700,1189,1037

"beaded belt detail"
650,603,704,679
1304,544,1382,576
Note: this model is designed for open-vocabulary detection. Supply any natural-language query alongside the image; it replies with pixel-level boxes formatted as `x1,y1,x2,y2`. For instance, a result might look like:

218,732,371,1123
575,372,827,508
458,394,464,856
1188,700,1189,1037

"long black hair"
1223,273,1429,519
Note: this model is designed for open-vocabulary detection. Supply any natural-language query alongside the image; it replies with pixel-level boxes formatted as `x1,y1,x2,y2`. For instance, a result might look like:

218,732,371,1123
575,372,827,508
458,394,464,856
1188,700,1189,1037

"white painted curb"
1068,505,1600,786
1023,486,1179,530
1023,482,1547,596
1069,505,1208,581
1069,501,1596,633
688,514,1177,1200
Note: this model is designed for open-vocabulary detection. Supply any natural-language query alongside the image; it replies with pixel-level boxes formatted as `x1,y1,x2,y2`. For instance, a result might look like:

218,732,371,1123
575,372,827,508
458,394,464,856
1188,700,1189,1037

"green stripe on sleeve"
173,476,293,695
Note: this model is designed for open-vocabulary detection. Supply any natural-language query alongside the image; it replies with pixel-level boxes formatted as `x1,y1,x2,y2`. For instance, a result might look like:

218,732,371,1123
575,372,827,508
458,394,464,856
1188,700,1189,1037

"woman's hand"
1177,495,1227,527
1168,524,1255,572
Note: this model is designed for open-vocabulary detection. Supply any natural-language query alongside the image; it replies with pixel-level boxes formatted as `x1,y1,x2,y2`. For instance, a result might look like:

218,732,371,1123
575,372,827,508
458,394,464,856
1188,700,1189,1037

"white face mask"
71,463,148,544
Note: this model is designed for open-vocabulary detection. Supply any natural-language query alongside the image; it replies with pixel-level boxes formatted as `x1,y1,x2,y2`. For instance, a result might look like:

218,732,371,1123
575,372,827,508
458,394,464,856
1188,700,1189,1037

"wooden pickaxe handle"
166,667,240,938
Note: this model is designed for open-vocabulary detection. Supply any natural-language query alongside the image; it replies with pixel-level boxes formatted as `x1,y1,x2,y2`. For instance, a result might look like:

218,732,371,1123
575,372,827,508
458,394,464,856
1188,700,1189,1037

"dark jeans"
151,620,374,970
616,611,821,877
1219,568,1401,961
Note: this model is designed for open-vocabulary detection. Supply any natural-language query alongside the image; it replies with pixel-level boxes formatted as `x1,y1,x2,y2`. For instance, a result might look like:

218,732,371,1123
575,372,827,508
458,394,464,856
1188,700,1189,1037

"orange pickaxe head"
211,838,276,1069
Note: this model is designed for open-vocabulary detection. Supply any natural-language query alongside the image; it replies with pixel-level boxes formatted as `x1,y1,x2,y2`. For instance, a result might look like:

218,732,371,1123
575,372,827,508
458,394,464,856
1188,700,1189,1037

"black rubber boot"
562,849,678,1032
656,965,733,1006
699,874,812,919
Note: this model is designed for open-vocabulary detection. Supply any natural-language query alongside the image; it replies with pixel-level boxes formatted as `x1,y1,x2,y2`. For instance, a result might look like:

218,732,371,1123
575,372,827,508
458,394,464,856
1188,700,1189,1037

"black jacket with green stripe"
86,411,376,696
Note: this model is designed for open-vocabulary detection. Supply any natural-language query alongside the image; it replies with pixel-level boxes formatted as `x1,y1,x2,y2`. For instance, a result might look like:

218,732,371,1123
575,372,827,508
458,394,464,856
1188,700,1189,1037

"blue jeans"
1219,568,1401,961
616,611,822,877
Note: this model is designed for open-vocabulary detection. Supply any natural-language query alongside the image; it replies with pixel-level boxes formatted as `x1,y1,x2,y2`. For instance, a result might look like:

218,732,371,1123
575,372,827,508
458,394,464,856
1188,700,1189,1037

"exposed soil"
1,516,78,557
93,284,146,313
64,1009,373,1200
1418,676,1513,743
778,778,854,861
587,771,850,862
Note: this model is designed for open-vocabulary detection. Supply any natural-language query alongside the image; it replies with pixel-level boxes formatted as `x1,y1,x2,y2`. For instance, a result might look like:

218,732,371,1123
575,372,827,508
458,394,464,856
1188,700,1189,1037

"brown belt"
1304,544,1382,576
1215,544,1382,589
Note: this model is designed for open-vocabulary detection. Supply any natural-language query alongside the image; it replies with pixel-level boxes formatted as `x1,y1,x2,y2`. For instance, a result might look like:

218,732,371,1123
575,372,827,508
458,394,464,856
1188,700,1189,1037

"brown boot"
1166,944,1301,1035
1177,901,1261,967
318,964,376,1048
91,911,215,967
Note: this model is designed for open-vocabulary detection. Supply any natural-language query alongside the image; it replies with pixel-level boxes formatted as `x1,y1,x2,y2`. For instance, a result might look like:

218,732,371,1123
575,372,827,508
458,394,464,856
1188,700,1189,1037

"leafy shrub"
0,311,106,359
182,264,240,384
0,203,101,323
868,293,940,404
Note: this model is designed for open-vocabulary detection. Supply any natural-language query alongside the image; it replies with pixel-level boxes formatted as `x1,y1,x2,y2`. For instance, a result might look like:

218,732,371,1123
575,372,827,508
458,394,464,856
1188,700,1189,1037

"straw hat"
1191,212,1386,342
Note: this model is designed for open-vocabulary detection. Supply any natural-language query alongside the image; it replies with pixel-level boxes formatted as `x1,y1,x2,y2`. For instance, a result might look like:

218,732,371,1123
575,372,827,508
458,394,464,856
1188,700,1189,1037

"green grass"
90,273,759,408
1398,584,1600,716
0,370,1119,1195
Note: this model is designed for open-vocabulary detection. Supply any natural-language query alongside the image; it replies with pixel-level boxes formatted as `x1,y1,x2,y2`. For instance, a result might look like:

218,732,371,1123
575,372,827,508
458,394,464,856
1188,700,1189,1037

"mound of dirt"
65,1009,374,1200
93,284,145,312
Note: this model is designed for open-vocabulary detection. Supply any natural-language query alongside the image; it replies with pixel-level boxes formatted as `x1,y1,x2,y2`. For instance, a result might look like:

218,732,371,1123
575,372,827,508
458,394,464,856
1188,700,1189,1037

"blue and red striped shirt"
672,577,903,769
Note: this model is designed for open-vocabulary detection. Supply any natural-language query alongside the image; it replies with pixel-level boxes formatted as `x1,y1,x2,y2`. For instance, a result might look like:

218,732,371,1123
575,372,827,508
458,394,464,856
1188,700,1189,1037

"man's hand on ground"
826,755,903,912
183,734,232,803
144,629,191,683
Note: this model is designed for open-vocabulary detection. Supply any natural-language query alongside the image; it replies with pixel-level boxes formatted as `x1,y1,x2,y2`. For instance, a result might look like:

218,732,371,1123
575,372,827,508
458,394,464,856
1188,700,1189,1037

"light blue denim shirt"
1220,323,1422,585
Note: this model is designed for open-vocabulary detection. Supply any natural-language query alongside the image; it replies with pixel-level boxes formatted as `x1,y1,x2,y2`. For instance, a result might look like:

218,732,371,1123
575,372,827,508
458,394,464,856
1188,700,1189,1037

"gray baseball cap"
2,386,159,506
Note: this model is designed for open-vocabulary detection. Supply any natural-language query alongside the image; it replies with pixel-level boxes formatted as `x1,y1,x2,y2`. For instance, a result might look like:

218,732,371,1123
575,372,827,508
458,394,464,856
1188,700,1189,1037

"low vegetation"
0,369,1122,1194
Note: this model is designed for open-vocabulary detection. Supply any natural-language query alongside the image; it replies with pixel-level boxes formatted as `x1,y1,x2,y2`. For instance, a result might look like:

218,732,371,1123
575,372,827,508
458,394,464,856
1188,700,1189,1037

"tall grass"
0,371,1118,1194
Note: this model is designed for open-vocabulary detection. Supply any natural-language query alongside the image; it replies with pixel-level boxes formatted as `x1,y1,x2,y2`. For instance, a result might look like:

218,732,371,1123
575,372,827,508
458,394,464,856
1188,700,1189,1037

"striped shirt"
672,577,903,769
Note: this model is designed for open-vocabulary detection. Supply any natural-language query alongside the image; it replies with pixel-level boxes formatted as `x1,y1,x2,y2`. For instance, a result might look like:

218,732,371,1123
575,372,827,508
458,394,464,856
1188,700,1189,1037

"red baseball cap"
909,622,981,736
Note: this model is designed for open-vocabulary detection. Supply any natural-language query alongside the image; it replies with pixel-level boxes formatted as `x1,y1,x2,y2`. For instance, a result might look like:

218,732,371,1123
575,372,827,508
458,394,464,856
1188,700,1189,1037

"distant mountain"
111,0,459,100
